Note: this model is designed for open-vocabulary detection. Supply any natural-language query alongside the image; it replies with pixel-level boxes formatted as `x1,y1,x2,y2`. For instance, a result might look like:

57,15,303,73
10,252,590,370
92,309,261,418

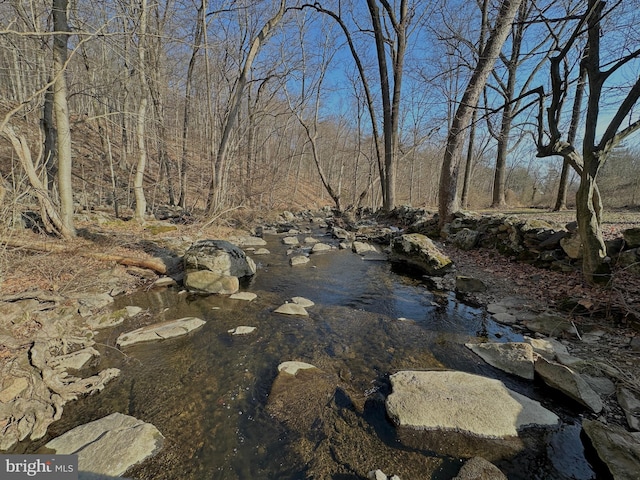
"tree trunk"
52,0,75,236
206,0,286,215
438,0,524,230
553,62,586,211
41,82,56,193
576,153,608,282
179,0,205,209
134,0,149,223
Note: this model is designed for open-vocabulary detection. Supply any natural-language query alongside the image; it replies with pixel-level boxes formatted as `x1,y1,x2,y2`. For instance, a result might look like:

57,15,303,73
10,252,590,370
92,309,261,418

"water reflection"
25,233,595,479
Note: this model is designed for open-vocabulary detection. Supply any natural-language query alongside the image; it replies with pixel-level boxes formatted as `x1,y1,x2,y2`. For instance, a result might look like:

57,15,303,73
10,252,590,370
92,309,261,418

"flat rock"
253,248,270,255
289,255,310,266
524,336,569,361
582,419,640,480
0,377,29,403
229,292,257,301
184,271,239,294
282,236,300,245
617,386,640,431
311,242,332,253
48,346,100,371
229,235,267,246
291,296,315,308
386,371,558,438
125,306,143,317
45,412,164,477
304,236,320,244
465,342,534,380
117,317,206,347
77,293,114,317
583,375,615,396
352,241,377,255
491,312,517,325
453,457,507,480
487,304,509,314
228,326,256,335
534,356,603,413
153,277,176,287
274,303,308,316
278,361,317,375
523,313,578,337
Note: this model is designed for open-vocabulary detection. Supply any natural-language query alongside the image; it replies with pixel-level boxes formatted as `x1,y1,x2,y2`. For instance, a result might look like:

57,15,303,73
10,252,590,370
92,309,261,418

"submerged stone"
274,303,308,316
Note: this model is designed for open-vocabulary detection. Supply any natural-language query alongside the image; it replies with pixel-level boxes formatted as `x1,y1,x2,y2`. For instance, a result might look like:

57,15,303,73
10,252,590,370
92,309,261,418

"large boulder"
183,240,256,278
582,419,640,480
45,412,164,478
391,234,452,276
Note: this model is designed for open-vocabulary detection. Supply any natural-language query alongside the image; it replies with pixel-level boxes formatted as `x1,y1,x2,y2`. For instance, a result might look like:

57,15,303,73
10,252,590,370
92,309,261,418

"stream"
30,230,600,479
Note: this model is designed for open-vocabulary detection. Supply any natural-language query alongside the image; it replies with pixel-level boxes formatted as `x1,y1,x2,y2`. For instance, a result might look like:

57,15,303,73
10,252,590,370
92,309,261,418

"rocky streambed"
2,209,640,479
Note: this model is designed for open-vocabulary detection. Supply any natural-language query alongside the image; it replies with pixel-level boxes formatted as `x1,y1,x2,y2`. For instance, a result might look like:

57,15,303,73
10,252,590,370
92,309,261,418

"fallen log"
1,237,167,274
87,253,167,274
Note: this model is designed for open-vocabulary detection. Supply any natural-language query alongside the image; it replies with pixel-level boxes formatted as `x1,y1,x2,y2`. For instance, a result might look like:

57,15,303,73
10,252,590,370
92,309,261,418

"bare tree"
133,0,150,222
53,0,75,236
205,0,287,215
535,0,640,283
438,0,524,229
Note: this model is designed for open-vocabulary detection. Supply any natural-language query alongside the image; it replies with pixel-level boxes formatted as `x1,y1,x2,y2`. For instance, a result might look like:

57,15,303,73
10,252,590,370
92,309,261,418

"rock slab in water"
311,242,332,253
582,419,640,480
45,412,164,477
184,271,239,294
391,234,452,276
534,356,603,413
117,317,206,347
386,371,558,438
353,241,378,255
290,255,310,266
274,303,309,316
183,239,256,278
278,361,317,375
291,296,315,308
228,326,256,335
465,342,534,380
453,457,507,480
229,292,257,301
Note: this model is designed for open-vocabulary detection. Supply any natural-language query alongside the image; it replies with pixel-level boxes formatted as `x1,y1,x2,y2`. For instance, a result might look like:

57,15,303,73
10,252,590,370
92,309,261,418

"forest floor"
1,207,640,430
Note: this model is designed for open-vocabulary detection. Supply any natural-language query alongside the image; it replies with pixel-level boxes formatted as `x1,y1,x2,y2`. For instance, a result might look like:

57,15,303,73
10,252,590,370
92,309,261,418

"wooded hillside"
1,0,640,282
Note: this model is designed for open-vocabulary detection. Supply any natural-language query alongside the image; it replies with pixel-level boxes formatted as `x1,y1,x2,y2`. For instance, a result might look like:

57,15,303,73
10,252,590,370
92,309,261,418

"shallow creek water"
30,231,600,479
